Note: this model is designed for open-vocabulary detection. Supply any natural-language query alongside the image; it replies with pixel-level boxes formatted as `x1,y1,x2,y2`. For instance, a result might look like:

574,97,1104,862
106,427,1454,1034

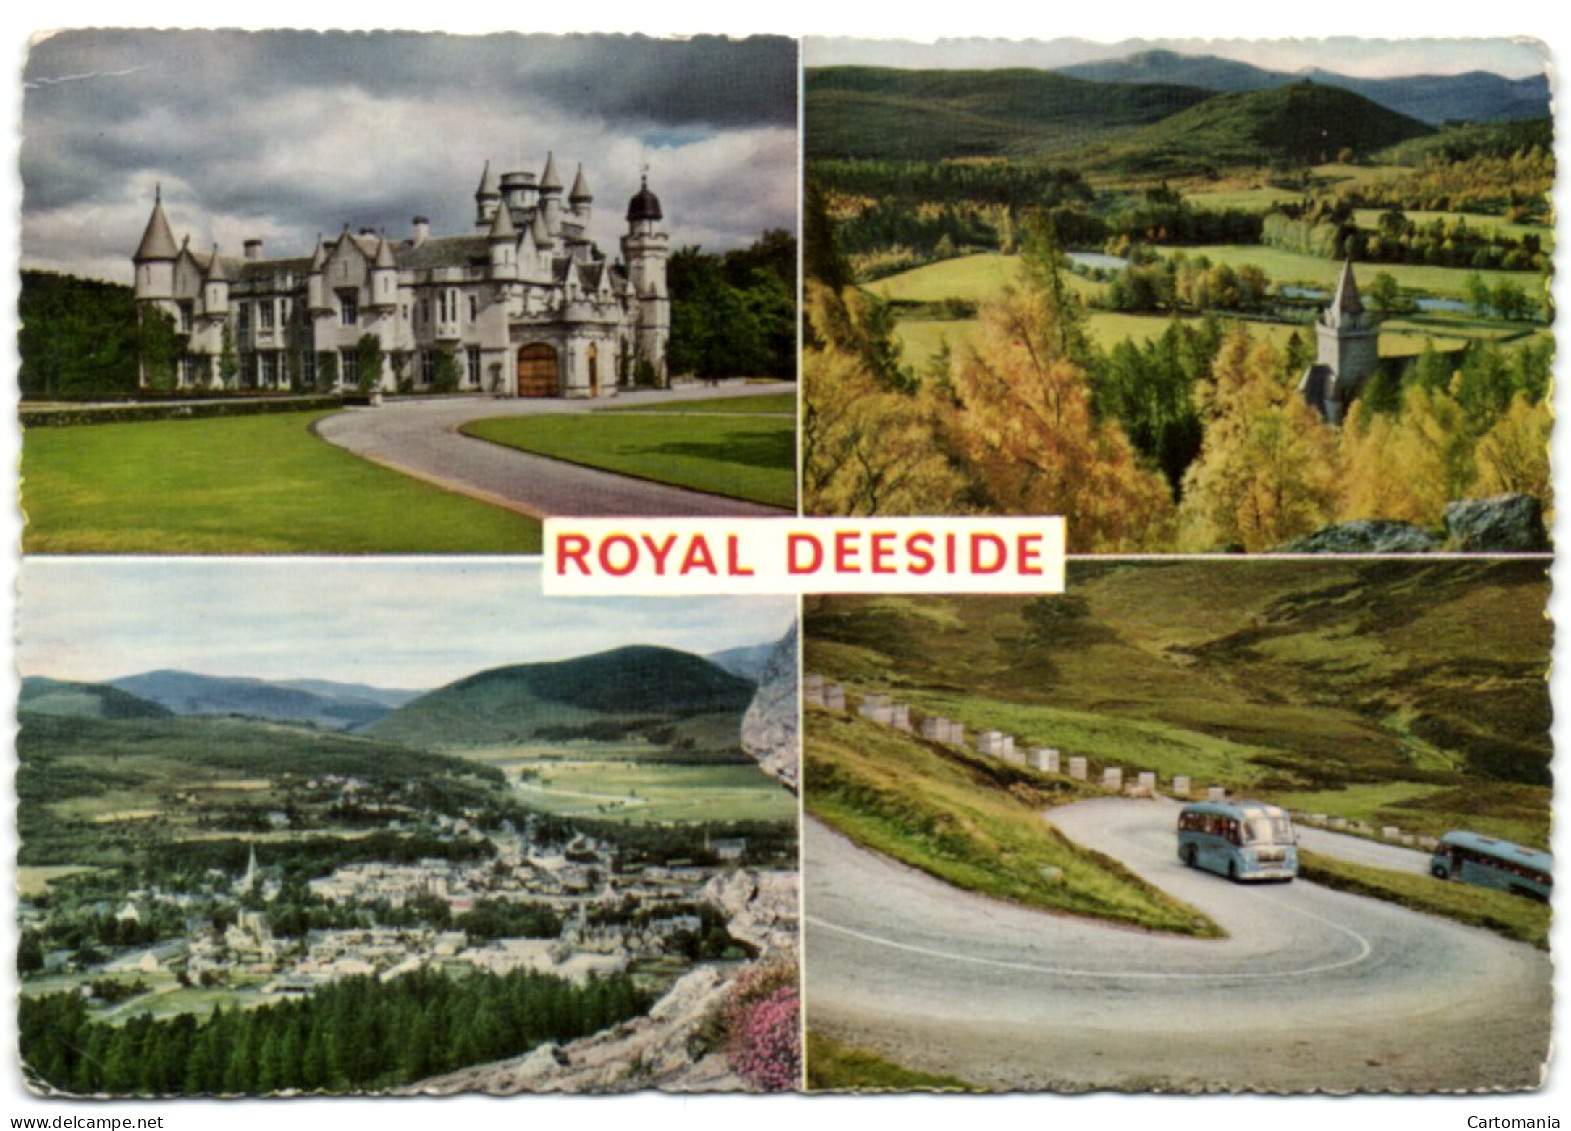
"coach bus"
1177,800,1298,882
1429,831,1551,902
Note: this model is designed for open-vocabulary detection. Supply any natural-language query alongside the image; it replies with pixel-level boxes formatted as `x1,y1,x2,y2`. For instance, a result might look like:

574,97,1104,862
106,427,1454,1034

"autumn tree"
1474,393,1552,508
1178,331,1338,550
945,215,1173,551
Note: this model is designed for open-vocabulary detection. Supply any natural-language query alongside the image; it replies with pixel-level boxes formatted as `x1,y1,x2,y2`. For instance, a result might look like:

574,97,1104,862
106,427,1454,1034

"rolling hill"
367,645,757,758
1084,82,1434,173
109,669,414,730
806,65,1213,160
19,676,173,721
1054,50,1551,125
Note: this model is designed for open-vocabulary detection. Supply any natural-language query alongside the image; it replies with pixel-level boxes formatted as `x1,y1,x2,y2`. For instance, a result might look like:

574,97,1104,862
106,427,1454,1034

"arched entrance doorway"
516,343,558,397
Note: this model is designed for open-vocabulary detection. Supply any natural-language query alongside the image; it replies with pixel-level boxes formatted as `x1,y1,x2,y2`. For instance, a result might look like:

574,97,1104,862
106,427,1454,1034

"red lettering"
946,532,957,573
556,534,592,575
788,533,823,574
970,533,1005,574
598,534,638,577
640,533,678,574
834,530,860,573
870,531,896,574
906,532,934,575
1017,534,1042,575
680,535,718,575
726,534,755,576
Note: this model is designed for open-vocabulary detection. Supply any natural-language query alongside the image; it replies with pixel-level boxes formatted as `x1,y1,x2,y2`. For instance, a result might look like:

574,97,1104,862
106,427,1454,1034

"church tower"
621,173,670,386
1298,260,1380,424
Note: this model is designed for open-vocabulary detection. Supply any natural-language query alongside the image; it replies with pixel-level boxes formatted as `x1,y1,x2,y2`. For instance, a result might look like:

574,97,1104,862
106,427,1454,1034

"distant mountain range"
1052,50,1549,125
807,54,1547,166
25,644,768,761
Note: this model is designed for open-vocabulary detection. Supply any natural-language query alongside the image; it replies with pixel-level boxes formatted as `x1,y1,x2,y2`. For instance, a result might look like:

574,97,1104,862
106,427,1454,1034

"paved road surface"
805,798,1550,1092
315,383,792,518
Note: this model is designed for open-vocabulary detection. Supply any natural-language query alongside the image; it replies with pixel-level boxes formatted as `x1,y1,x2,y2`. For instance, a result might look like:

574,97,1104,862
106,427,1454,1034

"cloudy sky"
20,30,798,284
806,36,1548,79
19,559,796,689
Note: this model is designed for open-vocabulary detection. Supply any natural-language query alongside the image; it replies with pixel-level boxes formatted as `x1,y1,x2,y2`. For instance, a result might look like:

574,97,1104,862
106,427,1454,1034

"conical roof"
488,201,517,240
531,210,552,245
308,238,328,272
476,160,500,199
375,235,398,268
134,187,179,262
540,151,563,193
1329,259,1364,322
203,243,228,282
569,164,592,204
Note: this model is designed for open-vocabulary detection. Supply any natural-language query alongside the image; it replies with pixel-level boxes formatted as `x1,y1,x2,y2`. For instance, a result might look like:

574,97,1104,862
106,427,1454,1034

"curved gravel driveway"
314,384,791,518
805,798,1550,1092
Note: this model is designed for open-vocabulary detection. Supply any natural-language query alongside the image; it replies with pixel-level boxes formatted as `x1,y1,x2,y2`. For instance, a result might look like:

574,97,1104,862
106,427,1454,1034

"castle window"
259,352,276,387
259,299,275,331
466,347,481,387
468,294,478,322
237,304,251,334
338,290,358,326
420,300,430,324
178,302,193,332
340,349,359,387
420,350,437,386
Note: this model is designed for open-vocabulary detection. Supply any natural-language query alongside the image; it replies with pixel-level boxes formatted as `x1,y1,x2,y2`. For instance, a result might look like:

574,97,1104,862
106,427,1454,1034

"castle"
132,156,669,397
1296,259,1380,424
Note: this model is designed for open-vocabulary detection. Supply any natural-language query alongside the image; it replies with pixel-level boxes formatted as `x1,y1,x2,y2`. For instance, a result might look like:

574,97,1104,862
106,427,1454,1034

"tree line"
667,229,795,380
21,966,647,1094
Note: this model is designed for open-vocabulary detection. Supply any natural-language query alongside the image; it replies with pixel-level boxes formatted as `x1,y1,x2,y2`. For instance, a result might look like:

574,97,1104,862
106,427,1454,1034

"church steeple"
1325,259,1366,328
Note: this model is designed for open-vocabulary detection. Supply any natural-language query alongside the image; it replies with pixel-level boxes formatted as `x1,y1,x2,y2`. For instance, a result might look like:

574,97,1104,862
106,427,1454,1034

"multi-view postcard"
7,26,1561,1111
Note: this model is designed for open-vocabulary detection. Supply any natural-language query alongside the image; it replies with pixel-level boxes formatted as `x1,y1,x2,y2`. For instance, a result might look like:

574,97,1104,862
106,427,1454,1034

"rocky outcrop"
402,870,799,1095
1444,494,1551,553
1274,520,1442,554
741,623,799,792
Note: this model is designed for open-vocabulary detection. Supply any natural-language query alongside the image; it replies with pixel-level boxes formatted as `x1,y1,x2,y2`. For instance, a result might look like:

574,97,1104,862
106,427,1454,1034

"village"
18,771,760,1022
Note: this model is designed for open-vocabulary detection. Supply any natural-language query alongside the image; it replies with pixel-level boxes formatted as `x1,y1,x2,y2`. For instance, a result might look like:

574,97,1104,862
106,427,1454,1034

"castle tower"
1298,260,1380,424
202,243,229,318
569,164,593,227
487,200,518,279
368,235,399,310
539,152,564,237
474,160,501,228
133,185,179,302
621,172,670,385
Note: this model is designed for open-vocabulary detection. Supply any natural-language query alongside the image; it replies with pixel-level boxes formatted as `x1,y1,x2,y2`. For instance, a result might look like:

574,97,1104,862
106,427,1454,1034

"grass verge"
461,412,795,509
21,410,541,553
599,391,797,415
1298,849,1549,950
804,709,1220,937
806,1032,978,1092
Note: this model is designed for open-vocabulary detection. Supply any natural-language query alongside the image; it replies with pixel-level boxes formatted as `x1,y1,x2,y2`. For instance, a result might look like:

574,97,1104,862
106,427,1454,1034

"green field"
806,1032,979,1092
462,412,795,510
869,253,1106,304
600,391,797,415
1152,244,1548,301
1183,186,1305,212
509,760,795,824
1349,209,1554,252
21,411,541,554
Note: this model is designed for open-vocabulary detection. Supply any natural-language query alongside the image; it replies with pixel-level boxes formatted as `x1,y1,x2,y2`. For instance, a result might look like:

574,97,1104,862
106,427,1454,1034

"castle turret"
307,237,330,313
620,172,670,385
488,200,518,279
539,152,564,236
202,243,229,317
133,186,179,300
368,235,399,309
475,160,501,228
569,164,593,226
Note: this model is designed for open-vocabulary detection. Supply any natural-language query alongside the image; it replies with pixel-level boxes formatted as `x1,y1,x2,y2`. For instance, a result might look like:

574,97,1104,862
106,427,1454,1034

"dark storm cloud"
21,29,797,280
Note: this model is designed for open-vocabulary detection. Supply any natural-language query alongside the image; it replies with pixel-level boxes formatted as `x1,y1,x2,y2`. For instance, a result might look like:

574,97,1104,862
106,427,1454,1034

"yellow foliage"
1474,393,1553,511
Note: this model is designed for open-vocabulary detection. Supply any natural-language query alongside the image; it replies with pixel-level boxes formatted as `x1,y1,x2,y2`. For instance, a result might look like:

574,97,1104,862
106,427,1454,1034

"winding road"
805,798,1551,1092
314,383,791,519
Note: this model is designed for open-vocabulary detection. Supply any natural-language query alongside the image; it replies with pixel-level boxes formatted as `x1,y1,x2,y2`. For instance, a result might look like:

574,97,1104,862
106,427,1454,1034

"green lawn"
1350,209,1554,252
599,391,797,415
461,412,796,509
1184,186,1305,212
21,411,541,553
